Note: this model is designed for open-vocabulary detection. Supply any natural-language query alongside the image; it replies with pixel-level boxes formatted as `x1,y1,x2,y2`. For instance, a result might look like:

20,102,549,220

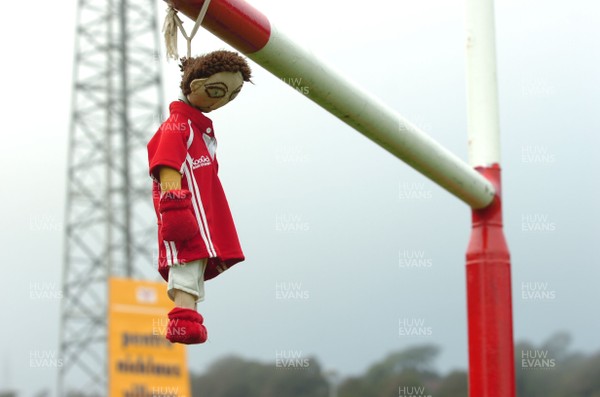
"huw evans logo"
398,318,433,337
29,282,63,300
521,213,557,232
398,386,432,397
521,350,556,369
521,281,556,301
29,350,63,368
399,182,433,200
275,213,310,232
192,156,211,169
275,350,310,369
280,77,310,95
521,145,556,164
275,282,310,300
399,250,433,269
123,385,180,397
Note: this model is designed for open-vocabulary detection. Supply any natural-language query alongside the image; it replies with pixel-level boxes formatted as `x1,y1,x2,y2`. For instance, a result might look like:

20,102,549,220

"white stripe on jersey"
183,156,217,258
216,263,229,273
186,119,194,149
176,119,196,174
163,240,179,266
169,241,179,265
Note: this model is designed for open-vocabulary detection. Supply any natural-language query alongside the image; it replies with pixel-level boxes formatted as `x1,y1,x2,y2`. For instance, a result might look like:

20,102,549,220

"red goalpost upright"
465,0,515,394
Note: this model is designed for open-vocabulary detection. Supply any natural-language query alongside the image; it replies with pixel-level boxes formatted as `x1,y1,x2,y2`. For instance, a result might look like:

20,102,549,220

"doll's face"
186,71,244,113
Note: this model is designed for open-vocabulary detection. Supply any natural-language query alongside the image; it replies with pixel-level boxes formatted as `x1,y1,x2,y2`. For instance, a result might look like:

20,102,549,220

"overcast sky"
1,0,599,395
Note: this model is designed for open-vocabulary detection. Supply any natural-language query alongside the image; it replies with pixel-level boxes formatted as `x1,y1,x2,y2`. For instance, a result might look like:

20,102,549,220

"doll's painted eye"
205,84,227,98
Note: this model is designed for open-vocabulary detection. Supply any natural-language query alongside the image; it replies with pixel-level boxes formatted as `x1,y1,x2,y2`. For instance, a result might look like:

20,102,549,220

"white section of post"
250,25,496,209
466,0,502,167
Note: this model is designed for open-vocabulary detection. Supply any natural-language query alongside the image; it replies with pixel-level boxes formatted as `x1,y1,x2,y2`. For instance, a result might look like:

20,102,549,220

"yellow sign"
108,277,191,397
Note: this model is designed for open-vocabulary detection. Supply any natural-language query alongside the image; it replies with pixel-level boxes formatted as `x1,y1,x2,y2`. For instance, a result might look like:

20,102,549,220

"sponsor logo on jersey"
192,156,211,169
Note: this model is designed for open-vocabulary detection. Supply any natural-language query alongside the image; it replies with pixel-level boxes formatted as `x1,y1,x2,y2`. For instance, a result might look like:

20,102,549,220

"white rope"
162,0,212,60
163,7,181,60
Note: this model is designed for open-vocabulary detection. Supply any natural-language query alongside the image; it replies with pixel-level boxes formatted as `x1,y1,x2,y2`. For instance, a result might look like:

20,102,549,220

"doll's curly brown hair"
179,50,253,95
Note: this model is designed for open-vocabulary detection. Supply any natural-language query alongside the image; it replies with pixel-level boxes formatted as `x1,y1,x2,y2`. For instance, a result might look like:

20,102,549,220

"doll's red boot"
166,307,208,344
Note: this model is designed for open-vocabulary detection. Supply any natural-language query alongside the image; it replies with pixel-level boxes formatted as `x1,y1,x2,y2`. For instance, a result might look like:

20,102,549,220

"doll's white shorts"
167,259,207,303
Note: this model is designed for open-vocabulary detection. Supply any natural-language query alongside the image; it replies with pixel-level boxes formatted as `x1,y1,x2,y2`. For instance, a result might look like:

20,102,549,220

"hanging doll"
147,50,252,344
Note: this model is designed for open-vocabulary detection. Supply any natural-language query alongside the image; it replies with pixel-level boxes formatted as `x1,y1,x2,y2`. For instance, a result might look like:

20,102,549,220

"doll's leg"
165,259,208,344
167,259,207,308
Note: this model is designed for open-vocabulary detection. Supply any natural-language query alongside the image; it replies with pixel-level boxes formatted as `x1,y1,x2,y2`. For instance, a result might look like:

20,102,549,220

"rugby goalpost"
167,0,515,395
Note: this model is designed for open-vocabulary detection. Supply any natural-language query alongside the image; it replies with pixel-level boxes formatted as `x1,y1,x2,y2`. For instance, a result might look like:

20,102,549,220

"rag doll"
147,50,252,344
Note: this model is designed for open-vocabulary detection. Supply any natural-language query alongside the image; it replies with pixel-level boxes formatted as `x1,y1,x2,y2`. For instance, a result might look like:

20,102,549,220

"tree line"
190,332,600,397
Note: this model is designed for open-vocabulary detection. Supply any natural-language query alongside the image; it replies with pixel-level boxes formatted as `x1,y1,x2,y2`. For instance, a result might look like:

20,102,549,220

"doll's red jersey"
147,101,244,281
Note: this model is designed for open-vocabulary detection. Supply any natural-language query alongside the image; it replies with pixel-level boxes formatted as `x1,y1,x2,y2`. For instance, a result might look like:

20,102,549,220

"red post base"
466,164,516,397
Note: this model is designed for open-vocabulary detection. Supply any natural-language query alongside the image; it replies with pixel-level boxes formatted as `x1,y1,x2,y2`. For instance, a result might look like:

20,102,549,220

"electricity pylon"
58,0,164,394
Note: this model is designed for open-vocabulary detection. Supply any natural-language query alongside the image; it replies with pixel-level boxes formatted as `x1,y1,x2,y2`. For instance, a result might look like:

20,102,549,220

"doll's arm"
159,166,182,192
158,166,198,241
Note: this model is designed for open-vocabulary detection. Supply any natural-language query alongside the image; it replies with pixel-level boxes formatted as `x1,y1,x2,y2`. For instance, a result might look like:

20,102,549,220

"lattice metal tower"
58,0,164,394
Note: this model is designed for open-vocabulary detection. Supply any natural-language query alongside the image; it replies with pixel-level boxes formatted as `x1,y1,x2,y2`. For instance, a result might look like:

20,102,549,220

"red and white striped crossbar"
169,0,495,209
